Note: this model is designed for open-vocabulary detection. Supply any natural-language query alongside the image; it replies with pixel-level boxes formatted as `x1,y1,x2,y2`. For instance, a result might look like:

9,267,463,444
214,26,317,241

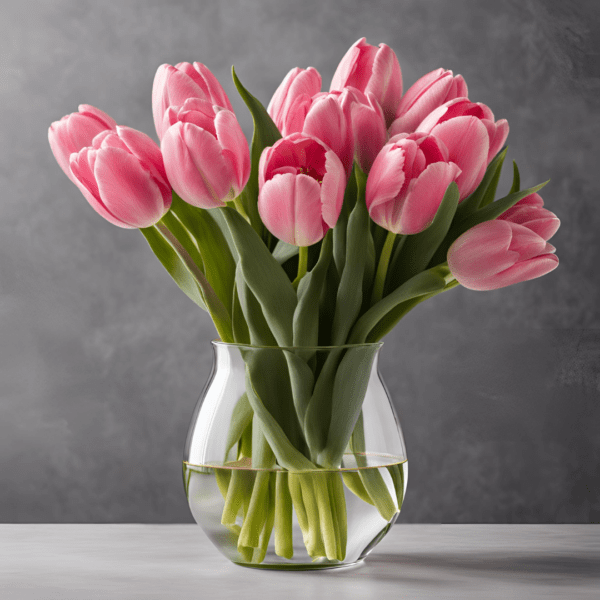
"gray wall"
1,0,598,523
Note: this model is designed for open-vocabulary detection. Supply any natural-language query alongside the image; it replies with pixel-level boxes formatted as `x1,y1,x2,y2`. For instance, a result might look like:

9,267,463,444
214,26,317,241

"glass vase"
183,341,407,570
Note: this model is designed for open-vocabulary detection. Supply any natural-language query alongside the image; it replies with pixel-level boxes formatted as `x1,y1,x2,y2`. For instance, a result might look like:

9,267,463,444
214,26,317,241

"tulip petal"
94,146,166,228
488,119,509,162
214,109,251,193
258,173,324,246
320,150,345,229
430,116,489,199
479,254,559,291
191,62,233,111
368,43,402,125
399,161,462,234
396,69,447,116
366,145,406,212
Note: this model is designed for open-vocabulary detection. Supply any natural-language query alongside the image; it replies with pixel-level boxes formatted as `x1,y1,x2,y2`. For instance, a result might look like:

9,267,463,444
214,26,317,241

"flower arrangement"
48,37,560,565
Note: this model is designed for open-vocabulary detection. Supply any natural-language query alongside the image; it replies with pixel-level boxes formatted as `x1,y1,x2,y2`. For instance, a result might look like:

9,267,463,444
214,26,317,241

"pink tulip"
48,105,117,183
497,193,560,241
68,126,172,229
161,98,250,209
366,132,462,234
258,133,346,246
390,68,468,135
447,219,559,291
416,97,509,199
345,87,388,174
152,62,233,140
267,67,322,135
330,38,402,127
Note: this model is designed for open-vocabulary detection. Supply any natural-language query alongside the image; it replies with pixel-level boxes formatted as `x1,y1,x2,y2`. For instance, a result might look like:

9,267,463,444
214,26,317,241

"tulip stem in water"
292,246,309,290
371,231,396,305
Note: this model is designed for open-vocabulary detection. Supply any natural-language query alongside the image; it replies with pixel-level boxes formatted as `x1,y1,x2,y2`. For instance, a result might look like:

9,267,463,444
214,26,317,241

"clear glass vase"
183,341,407,570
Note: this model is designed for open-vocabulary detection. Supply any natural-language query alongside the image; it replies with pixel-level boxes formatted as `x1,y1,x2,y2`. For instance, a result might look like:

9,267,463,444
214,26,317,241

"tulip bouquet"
49,38,559,564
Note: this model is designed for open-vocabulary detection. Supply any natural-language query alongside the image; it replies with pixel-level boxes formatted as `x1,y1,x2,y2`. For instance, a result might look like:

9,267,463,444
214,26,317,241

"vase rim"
211,339,384,351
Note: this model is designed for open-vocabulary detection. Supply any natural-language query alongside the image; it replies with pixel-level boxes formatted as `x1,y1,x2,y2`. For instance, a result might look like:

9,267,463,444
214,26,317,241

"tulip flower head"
48,105,117,183
258,133,346,246
447,219,559,291
390,68,468,135
152,62,233,140
330,37,402,127
366,132,461,235
415,97,509,200
161,98,250,209
69,126,172,229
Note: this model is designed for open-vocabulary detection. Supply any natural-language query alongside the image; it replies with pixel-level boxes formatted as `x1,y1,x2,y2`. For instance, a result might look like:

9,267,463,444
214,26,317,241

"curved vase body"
183,342,407,569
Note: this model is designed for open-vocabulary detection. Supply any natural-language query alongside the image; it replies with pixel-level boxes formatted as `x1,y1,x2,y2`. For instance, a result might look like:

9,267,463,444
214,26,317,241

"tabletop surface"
1,524,598,599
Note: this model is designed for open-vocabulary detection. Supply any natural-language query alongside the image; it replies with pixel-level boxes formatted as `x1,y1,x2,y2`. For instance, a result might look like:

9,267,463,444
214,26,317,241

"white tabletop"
1,525,598,599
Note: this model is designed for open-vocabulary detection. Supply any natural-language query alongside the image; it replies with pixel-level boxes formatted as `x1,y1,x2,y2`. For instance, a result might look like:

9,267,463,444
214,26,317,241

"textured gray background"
1,0,598,523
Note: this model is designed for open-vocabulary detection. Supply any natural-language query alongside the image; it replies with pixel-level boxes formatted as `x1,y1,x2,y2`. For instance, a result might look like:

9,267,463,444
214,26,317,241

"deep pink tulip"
497,193,561,241
48,105,117,183
447,219,558,291
390,68,468,135
161,98,250,209
258,133,345,246
330,38,402,127
68,126,172,229
366,132,461,234
345,87,388,174
415,97,509,199
152,62,233,140
267,67,322,135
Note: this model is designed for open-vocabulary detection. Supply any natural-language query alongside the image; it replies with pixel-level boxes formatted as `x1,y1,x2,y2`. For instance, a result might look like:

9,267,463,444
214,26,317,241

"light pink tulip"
345,87,388,174
152,62,233,140
48,105,117,183
366,132,462,234
390,68,468,135
258,133,346,246
267,67,322,135
497,193,560,241
416,97,509,199
447,219,559,291
161,98,250,209
330,38,402,127
68,126,172,229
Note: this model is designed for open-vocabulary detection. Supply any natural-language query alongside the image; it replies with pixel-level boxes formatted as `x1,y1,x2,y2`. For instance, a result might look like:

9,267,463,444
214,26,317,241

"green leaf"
293,231,333,348
479,148,507,208
455,147,508,220
232,66,282,244
169,194,237,318
510,160,521,194
147,223,234,342
333,166,358,277
224,393,253,461
331,166,370,345
231,280,250,345
139,226,207,311
388,182,459,289
221,207,297,347
272,239,299,265
348,266,449,344
317,345,380,469
244,365,315,471
429,180,549,267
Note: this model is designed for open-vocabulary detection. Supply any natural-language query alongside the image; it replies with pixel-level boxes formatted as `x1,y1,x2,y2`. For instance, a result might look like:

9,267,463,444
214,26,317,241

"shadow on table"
366,552,600,585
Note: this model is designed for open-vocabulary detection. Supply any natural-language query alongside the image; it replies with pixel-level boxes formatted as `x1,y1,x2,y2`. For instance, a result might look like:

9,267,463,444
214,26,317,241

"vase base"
233,559,365,571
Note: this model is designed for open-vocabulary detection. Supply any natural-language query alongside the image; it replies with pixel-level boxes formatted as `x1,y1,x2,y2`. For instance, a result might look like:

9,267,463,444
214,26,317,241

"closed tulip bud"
161,99,250,209
345,87,388,174
48,105,117,183
390,68,468,135
267,67,322,135
366,132,461,234
416,97,509,199
497,193,560,241
447,219,559,291
258,133,346,246
330,37,403,127
69,126,172,229
152,62,233,140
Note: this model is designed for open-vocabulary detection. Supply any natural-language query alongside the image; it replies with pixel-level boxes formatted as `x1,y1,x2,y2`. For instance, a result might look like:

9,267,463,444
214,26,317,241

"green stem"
274,472,294,559
370,230,396,306
292,246,309,290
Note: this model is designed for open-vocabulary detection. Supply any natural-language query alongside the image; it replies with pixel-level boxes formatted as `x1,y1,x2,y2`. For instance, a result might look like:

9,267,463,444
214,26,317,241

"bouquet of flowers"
49,38,560,565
